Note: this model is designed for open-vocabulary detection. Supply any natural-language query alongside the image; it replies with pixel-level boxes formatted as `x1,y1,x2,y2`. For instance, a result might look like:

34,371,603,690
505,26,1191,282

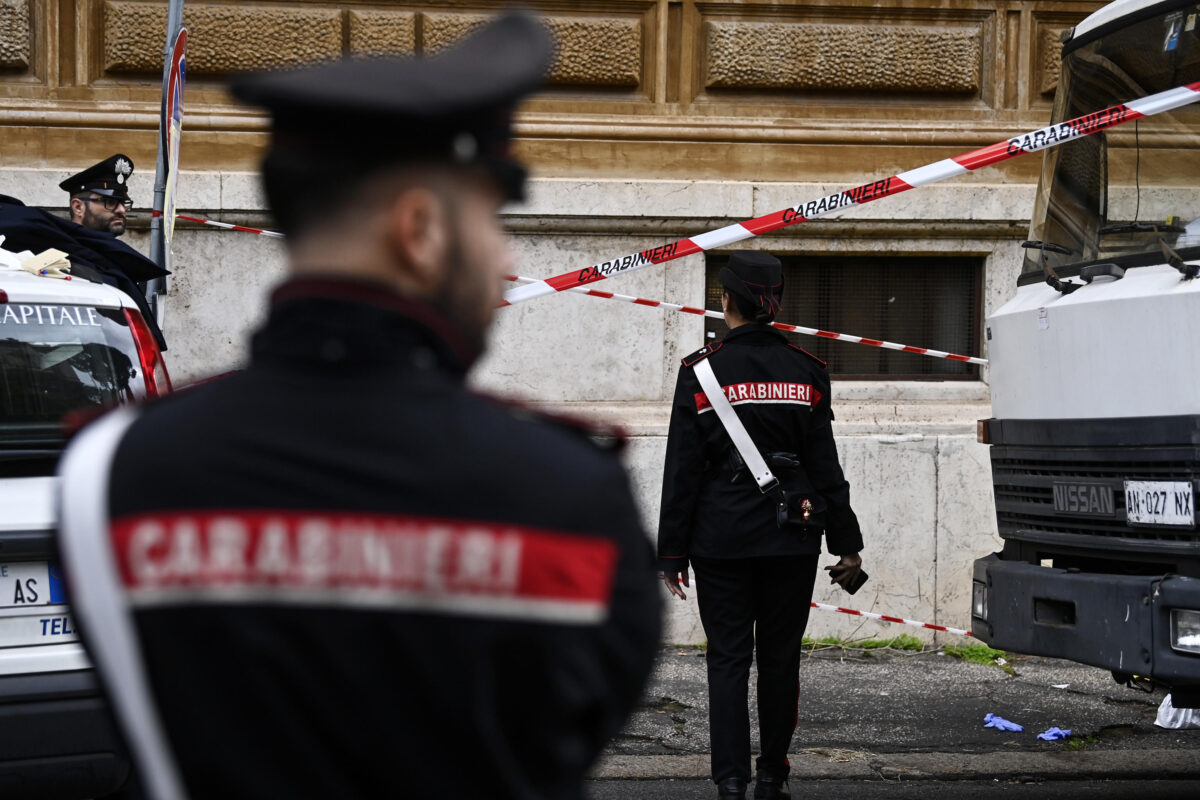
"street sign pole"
147,0,186,325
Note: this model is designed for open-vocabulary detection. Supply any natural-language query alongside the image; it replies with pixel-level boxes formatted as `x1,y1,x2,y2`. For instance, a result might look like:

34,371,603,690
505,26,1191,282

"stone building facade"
2,0,1134,643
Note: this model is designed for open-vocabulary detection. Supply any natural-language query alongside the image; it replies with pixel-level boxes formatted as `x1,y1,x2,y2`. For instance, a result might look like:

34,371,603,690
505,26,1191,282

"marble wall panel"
423,12,642,87
805,434,940,643
0,0,29,70
157,225,288,383
348,9,417,58
934,435,1001,640
103,2,343,74
704,20,982,94
471,232,694,404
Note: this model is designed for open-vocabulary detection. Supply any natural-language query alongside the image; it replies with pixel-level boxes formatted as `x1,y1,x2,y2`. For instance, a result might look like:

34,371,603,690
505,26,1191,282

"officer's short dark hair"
725,288,776,324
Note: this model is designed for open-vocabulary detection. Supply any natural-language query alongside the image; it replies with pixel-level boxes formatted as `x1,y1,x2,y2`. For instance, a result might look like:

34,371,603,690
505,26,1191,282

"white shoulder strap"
692,358,779,493
57,408,190,800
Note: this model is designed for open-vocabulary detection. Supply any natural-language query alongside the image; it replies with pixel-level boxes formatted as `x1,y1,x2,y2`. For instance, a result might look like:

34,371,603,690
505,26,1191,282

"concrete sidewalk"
592,646,1200,783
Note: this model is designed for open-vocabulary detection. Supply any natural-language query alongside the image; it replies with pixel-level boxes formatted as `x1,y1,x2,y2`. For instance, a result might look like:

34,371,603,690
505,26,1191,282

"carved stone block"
543,16,641,87
1039,27,1065,95
421,13,490,55
103,2,343,74
0,0,30,70
704,20,981,94
424,13,641,87
349,10,417,58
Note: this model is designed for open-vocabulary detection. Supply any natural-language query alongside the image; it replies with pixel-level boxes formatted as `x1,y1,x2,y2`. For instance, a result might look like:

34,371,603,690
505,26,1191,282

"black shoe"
753,772,790,800
717,776,748,800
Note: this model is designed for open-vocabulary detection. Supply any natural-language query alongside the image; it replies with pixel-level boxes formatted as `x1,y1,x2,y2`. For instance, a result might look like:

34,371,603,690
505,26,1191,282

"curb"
591,749,1200,781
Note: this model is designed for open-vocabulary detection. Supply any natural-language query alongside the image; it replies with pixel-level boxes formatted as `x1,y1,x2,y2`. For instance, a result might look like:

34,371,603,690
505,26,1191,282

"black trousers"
691,555,819,784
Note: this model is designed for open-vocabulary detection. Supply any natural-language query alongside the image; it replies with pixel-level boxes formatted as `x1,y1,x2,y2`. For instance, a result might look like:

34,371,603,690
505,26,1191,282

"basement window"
704,254,983,379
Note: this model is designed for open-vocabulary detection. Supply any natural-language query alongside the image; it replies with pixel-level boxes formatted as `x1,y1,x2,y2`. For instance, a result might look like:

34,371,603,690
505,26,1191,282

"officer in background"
657,251,865,800
60,154,135,236
56,14,661,800
0,154,168,348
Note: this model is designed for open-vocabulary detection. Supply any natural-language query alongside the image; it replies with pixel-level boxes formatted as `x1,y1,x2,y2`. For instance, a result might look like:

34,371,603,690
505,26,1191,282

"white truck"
972,0,1200,705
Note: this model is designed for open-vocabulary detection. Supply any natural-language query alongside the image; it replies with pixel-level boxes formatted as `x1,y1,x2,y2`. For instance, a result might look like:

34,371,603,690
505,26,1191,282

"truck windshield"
0,303,143,452
1023,3,1200,280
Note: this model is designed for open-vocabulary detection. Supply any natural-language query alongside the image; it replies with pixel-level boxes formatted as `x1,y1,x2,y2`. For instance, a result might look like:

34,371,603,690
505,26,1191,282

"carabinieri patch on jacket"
108,510,619,625
694,381,821,413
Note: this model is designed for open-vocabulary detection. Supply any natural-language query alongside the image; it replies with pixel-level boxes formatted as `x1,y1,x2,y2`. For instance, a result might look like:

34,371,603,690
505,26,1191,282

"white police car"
0,239,169,797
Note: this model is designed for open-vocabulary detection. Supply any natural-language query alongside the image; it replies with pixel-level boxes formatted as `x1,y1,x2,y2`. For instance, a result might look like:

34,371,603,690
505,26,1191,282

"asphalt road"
606,646,1197,757
589,645,1200,795
586,778,1200,799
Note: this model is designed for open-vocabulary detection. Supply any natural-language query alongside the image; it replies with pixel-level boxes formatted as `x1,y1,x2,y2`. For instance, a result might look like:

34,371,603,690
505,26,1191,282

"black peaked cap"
229,13,553,201
719,251,784,318
59,154,135,198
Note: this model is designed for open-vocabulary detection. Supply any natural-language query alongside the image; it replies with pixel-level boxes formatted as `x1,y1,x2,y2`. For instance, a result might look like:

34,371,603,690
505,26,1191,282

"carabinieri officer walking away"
55,13,661,800
657,251,866,800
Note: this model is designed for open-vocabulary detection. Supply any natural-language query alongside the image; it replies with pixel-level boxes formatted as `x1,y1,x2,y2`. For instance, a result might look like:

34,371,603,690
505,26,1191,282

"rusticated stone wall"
103,3,344,73
422,13,642,86
704,21,982,93
100,3,642,87
1039,26,1066,95
347,9,417,58
0,0,28,69
0,1,1117,179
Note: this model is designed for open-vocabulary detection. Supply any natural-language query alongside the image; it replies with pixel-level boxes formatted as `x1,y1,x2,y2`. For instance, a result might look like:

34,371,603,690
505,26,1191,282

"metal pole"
147,0,185,319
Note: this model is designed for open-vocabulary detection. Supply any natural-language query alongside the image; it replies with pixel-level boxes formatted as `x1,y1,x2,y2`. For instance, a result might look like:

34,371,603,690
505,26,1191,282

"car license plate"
0,561,66,609
1124,481,1195,527
0,611,79,648
0,562,75,648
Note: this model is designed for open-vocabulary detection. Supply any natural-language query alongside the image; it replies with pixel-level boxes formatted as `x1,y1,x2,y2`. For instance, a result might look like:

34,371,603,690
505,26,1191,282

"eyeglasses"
80,196,134,211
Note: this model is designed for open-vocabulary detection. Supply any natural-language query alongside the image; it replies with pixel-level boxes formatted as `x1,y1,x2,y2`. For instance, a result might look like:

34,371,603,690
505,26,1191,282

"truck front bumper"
972,554,1200,693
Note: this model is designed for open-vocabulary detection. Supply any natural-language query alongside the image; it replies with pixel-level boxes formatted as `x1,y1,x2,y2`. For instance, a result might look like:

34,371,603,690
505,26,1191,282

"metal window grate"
704,254,982,378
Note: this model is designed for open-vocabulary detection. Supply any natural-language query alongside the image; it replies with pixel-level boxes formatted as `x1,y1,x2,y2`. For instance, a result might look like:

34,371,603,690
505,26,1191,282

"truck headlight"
1170,609,1200,655
972,581,988,620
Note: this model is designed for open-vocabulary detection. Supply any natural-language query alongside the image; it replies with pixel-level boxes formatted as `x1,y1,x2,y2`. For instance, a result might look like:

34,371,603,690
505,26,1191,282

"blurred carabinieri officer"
56,14,661,800
657,251,866,800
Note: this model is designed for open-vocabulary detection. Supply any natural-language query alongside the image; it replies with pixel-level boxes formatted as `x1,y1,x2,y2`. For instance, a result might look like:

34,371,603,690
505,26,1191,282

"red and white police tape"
506,274,987,365
810,601,974,638
502,81,1200,307
152,210,285,238
149,209,985,363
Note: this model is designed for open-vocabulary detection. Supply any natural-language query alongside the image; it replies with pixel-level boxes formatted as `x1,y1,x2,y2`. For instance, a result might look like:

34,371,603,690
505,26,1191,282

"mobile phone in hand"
826,561,869,594
842,568,869,595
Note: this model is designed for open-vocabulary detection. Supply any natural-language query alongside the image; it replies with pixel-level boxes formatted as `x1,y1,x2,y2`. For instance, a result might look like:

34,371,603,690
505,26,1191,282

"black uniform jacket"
55,277,662,800
0,194,168,349
657,324,863,572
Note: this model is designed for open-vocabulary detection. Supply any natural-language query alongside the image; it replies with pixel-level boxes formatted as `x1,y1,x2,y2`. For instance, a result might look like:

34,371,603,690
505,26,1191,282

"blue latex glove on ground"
983,713,1023,732
1037,727,1072,741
